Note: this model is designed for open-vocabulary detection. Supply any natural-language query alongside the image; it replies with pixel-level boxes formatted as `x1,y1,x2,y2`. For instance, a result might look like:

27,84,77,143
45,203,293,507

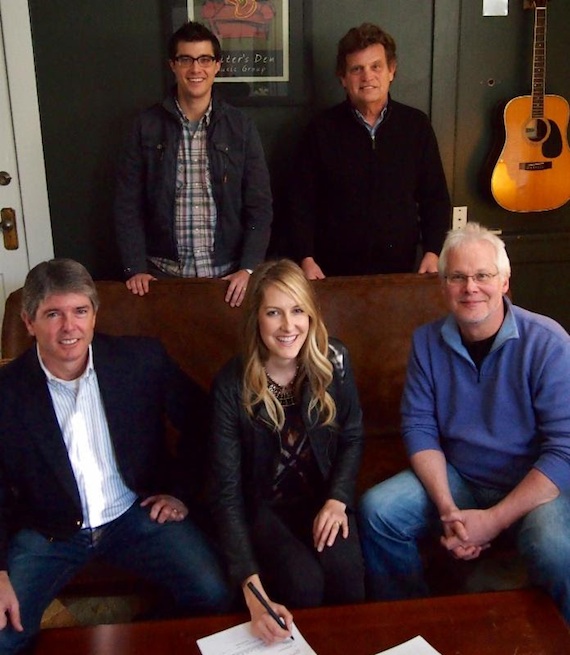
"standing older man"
0,259,229,654
359,223,570,622
288,23,450,279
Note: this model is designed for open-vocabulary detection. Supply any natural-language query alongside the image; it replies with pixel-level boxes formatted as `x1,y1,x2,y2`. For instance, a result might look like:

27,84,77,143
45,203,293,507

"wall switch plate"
452,206,468,230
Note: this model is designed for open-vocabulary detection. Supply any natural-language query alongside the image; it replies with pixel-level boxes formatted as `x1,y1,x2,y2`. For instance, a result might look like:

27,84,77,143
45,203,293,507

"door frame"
0,0,53,267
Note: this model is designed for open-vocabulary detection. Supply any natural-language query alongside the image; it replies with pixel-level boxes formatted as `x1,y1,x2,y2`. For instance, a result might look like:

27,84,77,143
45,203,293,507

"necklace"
265,367,299,407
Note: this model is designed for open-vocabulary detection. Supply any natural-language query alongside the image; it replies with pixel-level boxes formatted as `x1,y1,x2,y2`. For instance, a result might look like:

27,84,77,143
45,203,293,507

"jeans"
358,465,570,623
0,502,230,654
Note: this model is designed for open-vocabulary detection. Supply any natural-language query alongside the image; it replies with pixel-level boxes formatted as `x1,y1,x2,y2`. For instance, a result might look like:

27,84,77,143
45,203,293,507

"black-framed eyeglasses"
173,55,217,68
444,272,500,286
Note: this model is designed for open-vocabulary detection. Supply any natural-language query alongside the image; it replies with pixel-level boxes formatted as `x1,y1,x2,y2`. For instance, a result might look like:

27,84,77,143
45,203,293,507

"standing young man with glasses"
359,222,570,623
114,21,272,307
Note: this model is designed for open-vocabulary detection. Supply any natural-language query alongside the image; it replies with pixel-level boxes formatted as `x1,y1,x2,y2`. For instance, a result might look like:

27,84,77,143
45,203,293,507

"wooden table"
33,589,570,654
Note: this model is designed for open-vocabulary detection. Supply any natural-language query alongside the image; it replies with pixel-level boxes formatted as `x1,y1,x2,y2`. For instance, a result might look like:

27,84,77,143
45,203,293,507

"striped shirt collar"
37,343,94,385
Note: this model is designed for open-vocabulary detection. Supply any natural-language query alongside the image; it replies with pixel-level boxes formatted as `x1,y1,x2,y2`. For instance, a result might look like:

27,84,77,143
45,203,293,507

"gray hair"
438,223,511,279
22,258,99,320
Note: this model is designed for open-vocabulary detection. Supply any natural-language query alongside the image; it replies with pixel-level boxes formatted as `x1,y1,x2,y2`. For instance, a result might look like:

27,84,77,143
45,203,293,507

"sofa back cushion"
2,274,448,439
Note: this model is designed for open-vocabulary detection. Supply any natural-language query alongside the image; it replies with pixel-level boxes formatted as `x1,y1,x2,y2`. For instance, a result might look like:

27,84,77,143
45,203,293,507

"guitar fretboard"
531,5,546,118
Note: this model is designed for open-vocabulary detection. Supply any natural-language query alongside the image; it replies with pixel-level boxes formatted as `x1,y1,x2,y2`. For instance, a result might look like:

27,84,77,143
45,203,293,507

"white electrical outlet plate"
452,206,467,230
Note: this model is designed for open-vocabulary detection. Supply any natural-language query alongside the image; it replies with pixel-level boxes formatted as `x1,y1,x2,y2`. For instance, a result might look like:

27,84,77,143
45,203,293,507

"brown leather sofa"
3,274,522,604
1,273,447,493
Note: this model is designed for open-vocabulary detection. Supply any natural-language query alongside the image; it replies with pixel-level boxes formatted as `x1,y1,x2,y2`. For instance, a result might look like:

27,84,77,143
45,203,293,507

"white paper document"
197,621,317,655
375,635,441,655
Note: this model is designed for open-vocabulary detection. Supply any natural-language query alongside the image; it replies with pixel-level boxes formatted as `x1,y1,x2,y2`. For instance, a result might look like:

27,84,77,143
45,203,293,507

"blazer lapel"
19,350,82,504
90,336,124,445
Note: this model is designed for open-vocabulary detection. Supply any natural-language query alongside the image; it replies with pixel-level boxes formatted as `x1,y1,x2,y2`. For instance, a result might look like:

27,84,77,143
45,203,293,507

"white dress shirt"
39,345,136,528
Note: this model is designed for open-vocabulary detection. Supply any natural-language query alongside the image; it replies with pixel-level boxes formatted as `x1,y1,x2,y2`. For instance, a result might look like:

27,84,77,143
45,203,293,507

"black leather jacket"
209,338,363,585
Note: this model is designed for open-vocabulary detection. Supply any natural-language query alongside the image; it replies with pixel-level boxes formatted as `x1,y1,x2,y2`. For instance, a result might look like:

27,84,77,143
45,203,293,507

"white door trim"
0,0,53,266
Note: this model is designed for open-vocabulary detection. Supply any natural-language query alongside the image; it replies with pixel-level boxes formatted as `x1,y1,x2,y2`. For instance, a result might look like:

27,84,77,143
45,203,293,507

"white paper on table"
375,635,441,655
196,621,317,655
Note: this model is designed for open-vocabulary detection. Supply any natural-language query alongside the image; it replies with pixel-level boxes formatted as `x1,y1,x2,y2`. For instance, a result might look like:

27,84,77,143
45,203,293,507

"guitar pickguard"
543,120,562,158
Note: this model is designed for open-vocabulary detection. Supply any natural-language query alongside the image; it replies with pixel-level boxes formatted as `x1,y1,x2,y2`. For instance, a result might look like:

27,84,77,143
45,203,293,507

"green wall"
29,0,570,330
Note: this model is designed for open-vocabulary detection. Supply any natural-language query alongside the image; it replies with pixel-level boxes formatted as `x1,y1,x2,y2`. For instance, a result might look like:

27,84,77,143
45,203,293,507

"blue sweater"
402,299,570,492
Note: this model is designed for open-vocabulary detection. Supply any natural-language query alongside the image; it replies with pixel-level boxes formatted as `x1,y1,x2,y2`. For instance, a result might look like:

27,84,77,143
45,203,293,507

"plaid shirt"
150,100,235,278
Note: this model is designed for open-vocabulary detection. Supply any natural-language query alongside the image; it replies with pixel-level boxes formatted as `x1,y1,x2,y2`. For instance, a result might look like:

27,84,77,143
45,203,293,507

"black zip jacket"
289,97,451,275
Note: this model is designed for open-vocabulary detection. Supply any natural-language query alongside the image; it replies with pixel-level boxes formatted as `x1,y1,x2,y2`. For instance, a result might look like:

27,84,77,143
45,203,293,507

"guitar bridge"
518,161,553,170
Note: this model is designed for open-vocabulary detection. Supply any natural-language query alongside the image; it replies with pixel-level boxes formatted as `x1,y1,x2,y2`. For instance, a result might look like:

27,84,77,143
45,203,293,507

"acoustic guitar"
490,0,570,212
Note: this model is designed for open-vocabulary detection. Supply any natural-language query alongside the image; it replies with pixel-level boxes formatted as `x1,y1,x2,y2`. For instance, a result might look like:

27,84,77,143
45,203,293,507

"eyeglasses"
444,272,499,286
173,54,217,68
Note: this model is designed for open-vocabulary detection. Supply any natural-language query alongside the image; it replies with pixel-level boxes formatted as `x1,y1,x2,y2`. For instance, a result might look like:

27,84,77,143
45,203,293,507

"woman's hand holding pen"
243,575,293,644
313,498,348,552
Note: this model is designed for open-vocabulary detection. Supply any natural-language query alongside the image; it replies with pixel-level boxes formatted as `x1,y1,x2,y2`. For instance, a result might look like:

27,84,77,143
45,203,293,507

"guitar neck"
531,3,547,118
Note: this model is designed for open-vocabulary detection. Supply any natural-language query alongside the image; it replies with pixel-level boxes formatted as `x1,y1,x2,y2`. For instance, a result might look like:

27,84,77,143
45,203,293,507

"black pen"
246,581,294,640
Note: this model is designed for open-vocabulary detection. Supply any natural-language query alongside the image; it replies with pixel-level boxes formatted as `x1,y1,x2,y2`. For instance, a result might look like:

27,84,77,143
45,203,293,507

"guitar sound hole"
525,118,549,142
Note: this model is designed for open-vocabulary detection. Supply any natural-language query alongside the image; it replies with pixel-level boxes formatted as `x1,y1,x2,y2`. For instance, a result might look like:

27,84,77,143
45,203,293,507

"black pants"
250,502,365,608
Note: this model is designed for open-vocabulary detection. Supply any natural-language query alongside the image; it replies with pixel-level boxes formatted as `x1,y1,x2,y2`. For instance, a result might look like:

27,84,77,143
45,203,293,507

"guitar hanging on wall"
490,0,570,212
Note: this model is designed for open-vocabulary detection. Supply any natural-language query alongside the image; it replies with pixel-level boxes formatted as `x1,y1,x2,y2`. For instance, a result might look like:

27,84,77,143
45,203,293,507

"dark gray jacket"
114,91,272,277
209,338,363,585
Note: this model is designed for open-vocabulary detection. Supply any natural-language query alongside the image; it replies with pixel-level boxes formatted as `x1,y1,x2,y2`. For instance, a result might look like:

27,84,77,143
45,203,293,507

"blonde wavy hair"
242,259,336,430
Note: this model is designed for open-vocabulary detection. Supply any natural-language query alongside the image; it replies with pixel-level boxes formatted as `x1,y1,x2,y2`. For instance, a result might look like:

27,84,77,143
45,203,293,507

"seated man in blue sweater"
359,222,570,622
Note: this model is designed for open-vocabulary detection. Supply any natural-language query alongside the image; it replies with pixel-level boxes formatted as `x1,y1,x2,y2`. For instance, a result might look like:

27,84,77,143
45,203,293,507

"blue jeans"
358,465,570,622
0,503,230,654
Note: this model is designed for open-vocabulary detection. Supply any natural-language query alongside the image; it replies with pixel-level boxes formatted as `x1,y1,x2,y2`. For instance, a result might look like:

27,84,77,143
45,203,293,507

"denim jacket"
114,90,272,277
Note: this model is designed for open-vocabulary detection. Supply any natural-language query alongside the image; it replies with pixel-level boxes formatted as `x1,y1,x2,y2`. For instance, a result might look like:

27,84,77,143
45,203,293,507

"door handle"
0,172,12,186
0,208,19,250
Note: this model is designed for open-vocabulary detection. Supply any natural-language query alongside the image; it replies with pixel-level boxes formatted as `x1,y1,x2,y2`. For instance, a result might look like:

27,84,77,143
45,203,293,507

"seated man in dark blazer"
0,258,229,654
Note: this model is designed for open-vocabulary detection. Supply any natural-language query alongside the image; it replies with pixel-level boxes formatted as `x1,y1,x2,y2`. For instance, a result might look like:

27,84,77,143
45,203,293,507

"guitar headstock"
524,0,548,9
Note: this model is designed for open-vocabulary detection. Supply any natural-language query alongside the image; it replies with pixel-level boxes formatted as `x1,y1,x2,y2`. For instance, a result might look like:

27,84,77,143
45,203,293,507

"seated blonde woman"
209,259,365,644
